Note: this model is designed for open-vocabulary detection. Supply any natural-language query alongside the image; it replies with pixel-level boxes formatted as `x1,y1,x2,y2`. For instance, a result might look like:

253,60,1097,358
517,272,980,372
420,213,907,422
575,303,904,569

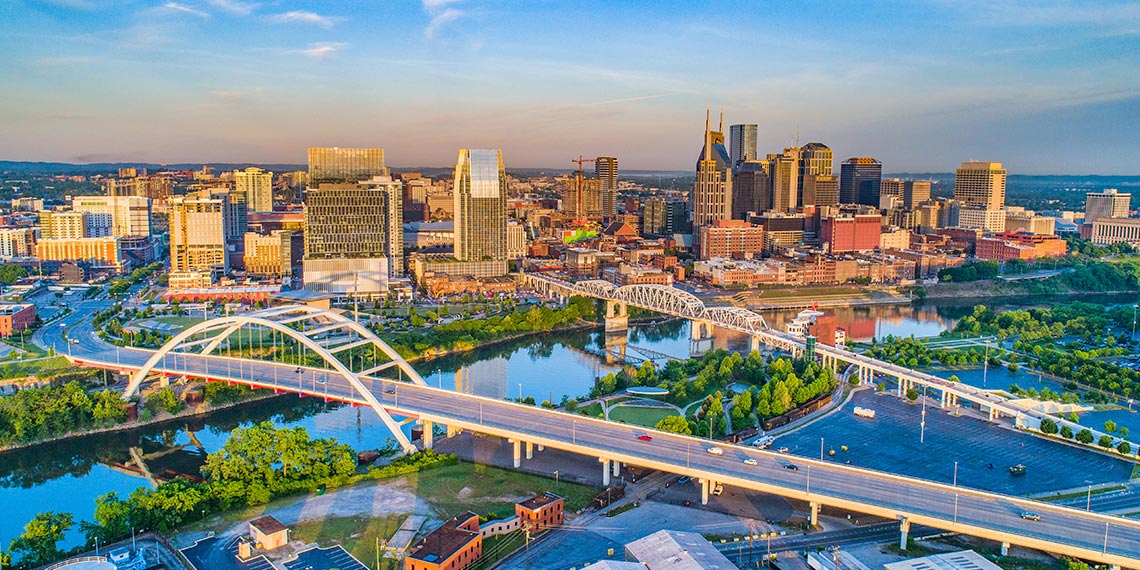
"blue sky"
1,0,1138,173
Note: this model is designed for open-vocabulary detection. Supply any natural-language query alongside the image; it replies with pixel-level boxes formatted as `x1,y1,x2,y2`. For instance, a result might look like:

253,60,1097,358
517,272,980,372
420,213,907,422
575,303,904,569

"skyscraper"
903,180,932,209
732,160,771,219
693,110,733,228
954,161,1006,210
768,148,800,212
729,124,758,167
307,147,389,185
802,174,839,207
839,157,882,206
235,167,274,212
169,195,228,276
71,195,151,237
303,176,403,276
453,149,507,263
797,142,832,202
880,178,906,208
596,156,619,219
1084,189,1131,223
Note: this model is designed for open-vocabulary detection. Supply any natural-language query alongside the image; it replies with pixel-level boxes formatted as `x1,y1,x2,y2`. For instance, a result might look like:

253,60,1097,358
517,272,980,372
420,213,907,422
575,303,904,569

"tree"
1118,441,1132,455
1039,418,1058,435
1122,427,1130,438
1061,425,1074,439
1105,420,1118,433
655,415,692,435
1076,428,1094,444
8,511,74,567
905,387,919,402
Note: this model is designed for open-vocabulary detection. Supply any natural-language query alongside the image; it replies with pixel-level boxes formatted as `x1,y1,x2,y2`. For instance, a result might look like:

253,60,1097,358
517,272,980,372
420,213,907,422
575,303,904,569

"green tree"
1118,441,1132,455
1039,418,1058,435
655,415,692,435
1098,434,1114,449
1076,428,1094,444
1061,425,1074,439
8,511,74,567
905,387,919,402
1105,420,1118,433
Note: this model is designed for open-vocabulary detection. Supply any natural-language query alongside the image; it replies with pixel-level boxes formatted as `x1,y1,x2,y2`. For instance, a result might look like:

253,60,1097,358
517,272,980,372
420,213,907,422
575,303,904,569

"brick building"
697,219,764,260
0,304,35,337
407,512,482,570
975,231,1067,261
820,214,881,253
515,493,564,532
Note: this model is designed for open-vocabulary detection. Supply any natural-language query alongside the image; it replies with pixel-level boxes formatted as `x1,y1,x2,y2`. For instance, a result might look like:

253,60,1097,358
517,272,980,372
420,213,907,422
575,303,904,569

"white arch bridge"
56,304,1140,568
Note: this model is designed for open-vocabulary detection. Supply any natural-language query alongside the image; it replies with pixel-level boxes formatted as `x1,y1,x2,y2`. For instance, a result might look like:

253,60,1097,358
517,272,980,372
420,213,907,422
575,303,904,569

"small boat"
1009,464,1027,476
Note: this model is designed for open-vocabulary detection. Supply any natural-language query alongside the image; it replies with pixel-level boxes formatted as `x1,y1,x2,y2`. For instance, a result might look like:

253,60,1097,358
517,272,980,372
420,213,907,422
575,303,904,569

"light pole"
518,383,523,401
1133,305,1137,340
920,385,927,443
1087,484,1093,511
982,341,990,389
952,460,959,523
820,437,825,461
554,470,559,483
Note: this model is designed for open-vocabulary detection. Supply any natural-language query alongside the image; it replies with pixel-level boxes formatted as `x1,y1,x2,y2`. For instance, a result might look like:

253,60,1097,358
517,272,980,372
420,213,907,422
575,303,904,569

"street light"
820,437,825,461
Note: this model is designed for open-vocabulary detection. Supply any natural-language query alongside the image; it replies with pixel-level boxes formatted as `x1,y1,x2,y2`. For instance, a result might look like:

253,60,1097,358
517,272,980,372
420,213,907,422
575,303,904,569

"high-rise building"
563,177,604,220
903,180,932,209
595,157,619,219
768,148,800,212
1085,189,1131,223
453,149,507,263
235,167,274,213
72,196,151,238
304,176,403,277
881,178,905,200
729,124,758,167
104,177,171,202
169,195,228,276
244,230,294,277
802,174,839,207
732,160,770,219
39,211,90,239
839,157,882,206
697,219,764,260
223,189,248,242
693,110,733,228
958,207,1006,232
954,161,1006,210
0,228,37,258
1090,218,1140,246
35,237,124,273
307,147,389,185
821,213,882,253
642,198,690,236
797,142,832,202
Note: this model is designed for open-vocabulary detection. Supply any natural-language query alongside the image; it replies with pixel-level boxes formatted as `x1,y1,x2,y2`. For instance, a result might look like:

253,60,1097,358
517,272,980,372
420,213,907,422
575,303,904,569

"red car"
637,435,653,442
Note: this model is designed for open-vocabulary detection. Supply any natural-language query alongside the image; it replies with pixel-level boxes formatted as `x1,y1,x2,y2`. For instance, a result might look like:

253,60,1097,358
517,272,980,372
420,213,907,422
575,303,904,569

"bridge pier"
421,420,433,449
512,440,521,468
612,460,620,477
750,335,762,354
526,441,534,460
899,517,910,550
601,458,612,486
700,478,709,505
446,424,462,437
605,300,629,333
809,501,819,527
1000,542,1009,556
690,320,714,357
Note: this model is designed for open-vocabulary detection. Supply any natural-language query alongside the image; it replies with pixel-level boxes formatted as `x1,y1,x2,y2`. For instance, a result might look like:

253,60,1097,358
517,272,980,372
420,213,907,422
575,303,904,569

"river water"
2,294,1138,551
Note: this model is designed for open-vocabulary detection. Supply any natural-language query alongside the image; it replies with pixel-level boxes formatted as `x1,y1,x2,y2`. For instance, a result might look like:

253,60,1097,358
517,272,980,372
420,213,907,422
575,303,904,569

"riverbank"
919,281,1140,301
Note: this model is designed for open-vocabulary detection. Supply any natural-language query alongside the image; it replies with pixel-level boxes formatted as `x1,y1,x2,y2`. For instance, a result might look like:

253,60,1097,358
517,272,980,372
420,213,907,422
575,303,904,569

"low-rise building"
0,304,35,337
515,493,564,533
406,512,482,570
602,264,673,286
697,220,763,260
623,529,736,569
248,516,289,551
976,231,1067,261
1090,217,1140,246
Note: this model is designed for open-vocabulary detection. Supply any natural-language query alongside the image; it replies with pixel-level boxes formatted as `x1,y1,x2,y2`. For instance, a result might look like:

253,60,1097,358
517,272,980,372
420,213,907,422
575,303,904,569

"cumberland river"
1,294,1135,550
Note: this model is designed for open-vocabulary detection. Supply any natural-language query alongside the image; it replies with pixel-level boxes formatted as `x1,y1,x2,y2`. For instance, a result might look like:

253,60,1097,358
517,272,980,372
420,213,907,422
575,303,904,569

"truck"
752,435,776,449
853,407,876,419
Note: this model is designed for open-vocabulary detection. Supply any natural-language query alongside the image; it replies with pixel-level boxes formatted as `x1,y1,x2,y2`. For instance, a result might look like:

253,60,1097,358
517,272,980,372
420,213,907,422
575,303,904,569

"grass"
149,316,206,331
291,514,406,569
578,402,604,418
0,355,74,379
404,462,596,520
1040,484,1125,502
608,405,677,428
472,531,527,570
603,500,640,518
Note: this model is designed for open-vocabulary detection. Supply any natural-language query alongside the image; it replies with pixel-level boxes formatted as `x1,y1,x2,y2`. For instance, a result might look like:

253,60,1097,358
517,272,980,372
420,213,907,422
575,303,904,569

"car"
1020,512,1041,521
706,447,724,456
744,458,758,466
637,435,653,442
384,386,396,394
777,447,790,453
677,476,692,484
783,463,799,471
711,483,724,496
683,500,692,506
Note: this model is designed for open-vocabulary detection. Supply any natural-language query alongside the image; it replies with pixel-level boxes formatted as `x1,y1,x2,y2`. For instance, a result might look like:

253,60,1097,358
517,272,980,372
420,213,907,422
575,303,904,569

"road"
713,522,942,559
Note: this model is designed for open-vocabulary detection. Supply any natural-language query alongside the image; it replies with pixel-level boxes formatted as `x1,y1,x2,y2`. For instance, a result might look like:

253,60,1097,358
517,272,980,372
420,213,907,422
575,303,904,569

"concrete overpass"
56,304,1140,569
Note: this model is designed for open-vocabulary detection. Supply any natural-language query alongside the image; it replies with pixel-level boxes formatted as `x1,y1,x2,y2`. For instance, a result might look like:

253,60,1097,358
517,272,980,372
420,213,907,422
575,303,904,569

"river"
2,293,1138,551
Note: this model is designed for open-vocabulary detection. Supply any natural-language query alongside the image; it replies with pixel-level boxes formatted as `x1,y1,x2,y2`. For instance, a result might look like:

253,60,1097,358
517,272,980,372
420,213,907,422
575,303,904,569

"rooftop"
517,492,563,511
407,512,480,563
883,550,1003,570
249,515,287,536
624,530,736,570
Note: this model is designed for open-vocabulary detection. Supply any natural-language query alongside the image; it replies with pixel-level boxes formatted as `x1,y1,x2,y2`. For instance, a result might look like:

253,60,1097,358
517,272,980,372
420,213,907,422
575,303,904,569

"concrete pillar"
1108,565,1120,570
526,441,534,460
899,518,910,550
601,458,611,486
422,420,433,449
605,301,629,333
446,424,461,437
700,478,710,505
513,440,521,468
1000,542,1009,556
809,501,819,527
537,444,544,451
612,460,620,477
750,335,761,353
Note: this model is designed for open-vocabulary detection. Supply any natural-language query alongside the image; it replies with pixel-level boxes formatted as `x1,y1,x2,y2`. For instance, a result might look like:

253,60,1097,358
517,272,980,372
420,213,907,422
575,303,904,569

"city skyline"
2,1,1140,174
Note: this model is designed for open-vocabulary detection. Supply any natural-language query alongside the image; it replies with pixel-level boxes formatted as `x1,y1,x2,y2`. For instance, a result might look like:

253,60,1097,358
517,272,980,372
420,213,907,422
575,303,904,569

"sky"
1,0,1139,174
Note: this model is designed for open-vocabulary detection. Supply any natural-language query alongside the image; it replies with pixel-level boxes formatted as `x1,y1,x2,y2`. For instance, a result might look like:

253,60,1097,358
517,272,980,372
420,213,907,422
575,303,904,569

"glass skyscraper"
453,149,507,262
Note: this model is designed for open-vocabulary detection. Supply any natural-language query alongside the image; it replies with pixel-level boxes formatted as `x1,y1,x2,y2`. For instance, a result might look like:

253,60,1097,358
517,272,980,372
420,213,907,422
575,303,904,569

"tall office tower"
307,147,389,185
39,211,90,239
954,161,1006,210
802,174,839,207
169,195,228,274
903,180,932,209
729,124,758,167
732,160,770,219
693,110,733,228
642,198,690,236
596,157,619,219
881,178,905,200
72,196,151,238
797,142,833,200
839,157,883,206
1085,189,1131,223
453,149,508,262
235,167,274,212
768,148,800,212
244,230,294,277
304,176,403,277
105,177,171,202
224,189,248,241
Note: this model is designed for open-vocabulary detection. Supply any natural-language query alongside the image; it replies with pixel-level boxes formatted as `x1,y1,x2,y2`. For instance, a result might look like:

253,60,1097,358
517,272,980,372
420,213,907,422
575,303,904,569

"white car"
743,458,758,466
706,447,724,456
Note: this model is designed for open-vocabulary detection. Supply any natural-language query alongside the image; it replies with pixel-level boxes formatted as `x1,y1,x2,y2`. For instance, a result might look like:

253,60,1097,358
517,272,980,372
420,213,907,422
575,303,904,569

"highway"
713,522,943,559
55,317,1140,570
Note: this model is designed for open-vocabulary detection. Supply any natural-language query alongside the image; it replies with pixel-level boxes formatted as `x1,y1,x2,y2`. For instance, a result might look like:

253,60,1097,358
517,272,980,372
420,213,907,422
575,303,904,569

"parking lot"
775,389,1135,495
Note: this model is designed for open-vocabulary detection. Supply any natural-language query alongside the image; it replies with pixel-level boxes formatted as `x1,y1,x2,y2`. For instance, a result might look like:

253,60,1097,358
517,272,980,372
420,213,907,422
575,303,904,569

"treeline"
937,259,1140,294
0,382,126,445
379,296,598,358
954,302,1137,344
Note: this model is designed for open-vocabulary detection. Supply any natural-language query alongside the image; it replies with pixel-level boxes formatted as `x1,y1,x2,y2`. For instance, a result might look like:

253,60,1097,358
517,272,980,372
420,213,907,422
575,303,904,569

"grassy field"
150,316,206,331
291,514,406,569
0,355,75,379
608,405,677,428
578,402,605,419
406,462,596,520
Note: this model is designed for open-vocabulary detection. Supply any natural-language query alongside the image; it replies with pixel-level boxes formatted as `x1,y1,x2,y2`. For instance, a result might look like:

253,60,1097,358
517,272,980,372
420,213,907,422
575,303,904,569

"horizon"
2,1,1139,174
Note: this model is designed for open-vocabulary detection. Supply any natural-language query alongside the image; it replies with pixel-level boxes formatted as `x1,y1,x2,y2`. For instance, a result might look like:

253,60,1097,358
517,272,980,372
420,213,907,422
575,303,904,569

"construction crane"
570,155,596,225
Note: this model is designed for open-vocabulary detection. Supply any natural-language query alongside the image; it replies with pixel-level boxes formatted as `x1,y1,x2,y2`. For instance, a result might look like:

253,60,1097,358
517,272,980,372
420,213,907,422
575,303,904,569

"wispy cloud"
422,0,464,38
34,56,96,66
206,0,257,15
271,10,335,28
293,42,346,59
162,2,210,18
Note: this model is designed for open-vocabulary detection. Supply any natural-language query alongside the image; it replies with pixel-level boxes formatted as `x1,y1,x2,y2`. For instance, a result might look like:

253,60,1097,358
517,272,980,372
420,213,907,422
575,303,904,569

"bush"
905,387,919,402
363,449,458,480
